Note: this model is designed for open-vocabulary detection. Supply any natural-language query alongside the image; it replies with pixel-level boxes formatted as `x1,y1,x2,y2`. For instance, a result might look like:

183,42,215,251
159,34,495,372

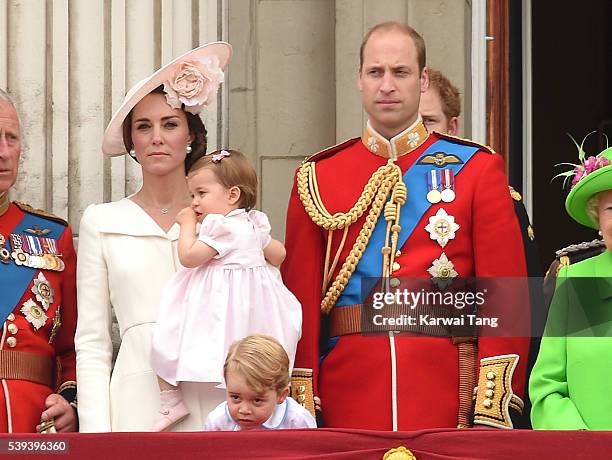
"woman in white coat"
75,43,232,432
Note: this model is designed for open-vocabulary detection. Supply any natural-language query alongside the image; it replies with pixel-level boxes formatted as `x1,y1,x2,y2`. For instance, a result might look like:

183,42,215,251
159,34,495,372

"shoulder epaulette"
555,239,605,258
544,239,606,282
435,132,496,154
302,138,361,164
14,201,68,226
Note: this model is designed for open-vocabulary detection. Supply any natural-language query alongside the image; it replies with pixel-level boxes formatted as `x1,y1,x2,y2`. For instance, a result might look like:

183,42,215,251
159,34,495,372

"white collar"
225,208,246,218
225,399,289,431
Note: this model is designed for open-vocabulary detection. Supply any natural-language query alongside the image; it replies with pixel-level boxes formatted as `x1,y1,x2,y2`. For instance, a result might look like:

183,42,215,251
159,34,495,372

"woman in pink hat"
74,43,232,432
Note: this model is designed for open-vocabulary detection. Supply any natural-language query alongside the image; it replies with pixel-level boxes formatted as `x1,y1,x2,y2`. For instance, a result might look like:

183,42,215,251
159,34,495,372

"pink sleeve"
197,214,235,258
247,210,272,249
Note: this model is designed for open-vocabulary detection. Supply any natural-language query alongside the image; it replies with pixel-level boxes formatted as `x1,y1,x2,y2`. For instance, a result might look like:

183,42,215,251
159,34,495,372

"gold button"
486,381,496,390
7,313,15,321
390,278,400,288
392,262,401,272
485,389,494,398
298,385,306,393
7,324,17,334
486,371,496,380
483,398,493,408
297,395,306,403
6,337,16,348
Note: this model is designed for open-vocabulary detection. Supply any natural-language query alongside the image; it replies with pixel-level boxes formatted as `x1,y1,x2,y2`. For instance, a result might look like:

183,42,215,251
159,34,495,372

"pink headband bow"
212,150,230,163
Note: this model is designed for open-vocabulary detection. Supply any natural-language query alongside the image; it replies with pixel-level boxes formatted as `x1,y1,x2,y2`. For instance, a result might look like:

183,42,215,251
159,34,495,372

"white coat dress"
75,198,225,432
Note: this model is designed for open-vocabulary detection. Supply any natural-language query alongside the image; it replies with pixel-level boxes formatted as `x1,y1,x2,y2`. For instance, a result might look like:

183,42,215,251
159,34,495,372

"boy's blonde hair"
224,334,290,395
188,149,257,210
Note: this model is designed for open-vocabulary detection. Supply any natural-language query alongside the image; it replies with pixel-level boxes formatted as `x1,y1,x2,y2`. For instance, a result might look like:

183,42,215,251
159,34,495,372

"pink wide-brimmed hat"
102,42,232,157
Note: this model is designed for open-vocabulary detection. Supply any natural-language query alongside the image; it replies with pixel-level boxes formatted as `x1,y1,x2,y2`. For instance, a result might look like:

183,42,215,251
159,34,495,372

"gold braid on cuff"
473,354,523,429
290,368,316,417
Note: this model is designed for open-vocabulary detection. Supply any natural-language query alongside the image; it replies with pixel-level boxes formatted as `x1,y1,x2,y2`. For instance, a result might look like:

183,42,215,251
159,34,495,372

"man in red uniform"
0,89,77,433
283,22,530,430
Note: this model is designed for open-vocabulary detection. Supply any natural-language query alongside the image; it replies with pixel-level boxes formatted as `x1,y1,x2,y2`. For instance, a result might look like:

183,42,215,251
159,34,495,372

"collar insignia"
361,118,429,160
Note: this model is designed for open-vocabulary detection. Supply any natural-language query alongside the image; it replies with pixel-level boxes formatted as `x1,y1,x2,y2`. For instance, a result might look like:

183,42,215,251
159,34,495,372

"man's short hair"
427,68,461,120
0,88,22,129
359,22,426,72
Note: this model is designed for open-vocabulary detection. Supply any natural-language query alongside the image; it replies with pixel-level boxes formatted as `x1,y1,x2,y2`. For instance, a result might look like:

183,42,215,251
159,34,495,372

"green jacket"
530,250,612,429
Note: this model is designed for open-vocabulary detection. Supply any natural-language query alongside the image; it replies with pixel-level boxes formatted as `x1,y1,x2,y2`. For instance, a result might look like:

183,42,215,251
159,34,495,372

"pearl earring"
599,230,603,237
129,148,136,157
186,145,192,154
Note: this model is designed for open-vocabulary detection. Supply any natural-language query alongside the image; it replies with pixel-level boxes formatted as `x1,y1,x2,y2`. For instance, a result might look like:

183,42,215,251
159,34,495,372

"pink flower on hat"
570,167,585,187
163,55,224,114
554,131,611,189
570,156,610,187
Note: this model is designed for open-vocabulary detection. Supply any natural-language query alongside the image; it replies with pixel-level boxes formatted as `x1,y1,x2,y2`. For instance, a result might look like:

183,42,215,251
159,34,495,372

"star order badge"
427,253,458,289
425,208,460,248
32,272,54,310
20,299,48,330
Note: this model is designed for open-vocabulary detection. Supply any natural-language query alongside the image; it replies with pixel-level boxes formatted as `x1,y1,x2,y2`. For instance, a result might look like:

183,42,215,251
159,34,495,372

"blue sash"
0,212,65,323
336,139,480,307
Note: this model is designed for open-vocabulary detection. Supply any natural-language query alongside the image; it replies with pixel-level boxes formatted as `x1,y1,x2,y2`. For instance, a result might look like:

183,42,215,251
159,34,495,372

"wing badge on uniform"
24,225,51,236
417,152,464,168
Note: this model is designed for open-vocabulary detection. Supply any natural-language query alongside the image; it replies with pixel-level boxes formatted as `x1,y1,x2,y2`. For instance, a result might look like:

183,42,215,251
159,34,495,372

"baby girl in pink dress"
150,149,302,431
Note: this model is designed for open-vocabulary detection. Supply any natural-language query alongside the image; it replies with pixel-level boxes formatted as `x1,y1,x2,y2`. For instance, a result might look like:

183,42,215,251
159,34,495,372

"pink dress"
151,209,302,386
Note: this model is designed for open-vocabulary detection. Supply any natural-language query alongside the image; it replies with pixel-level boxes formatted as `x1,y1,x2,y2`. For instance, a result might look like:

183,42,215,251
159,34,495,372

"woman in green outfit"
530,141,612,429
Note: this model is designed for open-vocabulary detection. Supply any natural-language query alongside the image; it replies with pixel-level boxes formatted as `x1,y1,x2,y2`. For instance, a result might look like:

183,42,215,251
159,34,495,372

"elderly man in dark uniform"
283,22,531,431
0,88,77,433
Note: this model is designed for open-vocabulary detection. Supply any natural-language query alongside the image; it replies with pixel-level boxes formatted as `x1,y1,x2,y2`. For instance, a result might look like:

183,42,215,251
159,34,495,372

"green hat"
565,147,612,229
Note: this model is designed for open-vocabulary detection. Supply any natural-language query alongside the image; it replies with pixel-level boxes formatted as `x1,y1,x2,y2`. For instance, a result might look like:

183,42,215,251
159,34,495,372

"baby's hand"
176,206,197,225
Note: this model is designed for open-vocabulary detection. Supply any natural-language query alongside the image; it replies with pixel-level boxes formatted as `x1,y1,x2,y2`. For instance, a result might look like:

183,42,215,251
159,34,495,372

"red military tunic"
282,120,530,430
0,200,77,432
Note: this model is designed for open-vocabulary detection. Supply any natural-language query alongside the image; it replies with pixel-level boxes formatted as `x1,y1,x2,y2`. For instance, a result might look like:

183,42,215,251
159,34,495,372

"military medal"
9,232,64,271
425,208,460,248
440,169,456,203
23,235,45,268
0,233,10,263
10,234,30,266
41,236,64,271
426,170,442,204
427,253,458,289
